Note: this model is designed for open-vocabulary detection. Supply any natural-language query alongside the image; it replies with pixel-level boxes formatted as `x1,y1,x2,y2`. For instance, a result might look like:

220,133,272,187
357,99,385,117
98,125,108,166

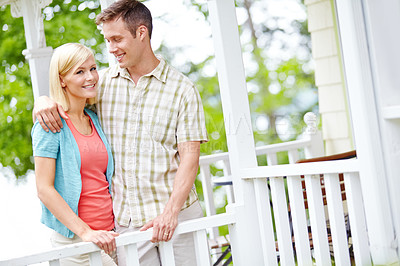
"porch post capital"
23,47,53,99
22,47,53,60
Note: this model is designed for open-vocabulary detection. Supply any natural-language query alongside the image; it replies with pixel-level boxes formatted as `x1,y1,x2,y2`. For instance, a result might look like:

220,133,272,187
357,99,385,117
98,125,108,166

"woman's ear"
59,76,66,88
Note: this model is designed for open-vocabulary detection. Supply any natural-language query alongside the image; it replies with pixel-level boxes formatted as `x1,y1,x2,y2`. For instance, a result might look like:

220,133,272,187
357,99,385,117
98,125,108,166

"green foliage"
182,0,318,157
0,66,34,177
0,1,105,178
42,0,107,66
0,5,33,177
1,0,317,184
180,0,317,225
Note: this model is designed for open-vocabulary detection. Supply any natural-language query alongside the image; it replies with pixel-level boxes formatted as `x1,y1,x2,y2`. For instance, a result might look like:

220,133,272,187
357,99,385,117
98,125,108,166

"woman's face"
60,55,98,102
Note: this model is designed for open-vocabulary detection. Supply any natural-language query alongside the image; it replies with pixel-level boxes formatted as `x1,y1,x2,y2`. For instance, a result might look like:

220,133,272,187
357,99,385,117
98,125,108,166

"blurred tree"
41,1,107,66
0,0,104,178
0,0,317,182
177,0,317,222
0,5,33,178
182,0,317,157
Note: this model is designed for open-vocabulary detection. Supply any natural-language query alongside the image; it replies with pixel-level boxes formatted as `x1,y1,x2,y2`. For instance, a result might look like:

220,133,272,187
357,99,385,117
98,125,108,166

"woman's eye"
76,70,83,74
90,67,97,71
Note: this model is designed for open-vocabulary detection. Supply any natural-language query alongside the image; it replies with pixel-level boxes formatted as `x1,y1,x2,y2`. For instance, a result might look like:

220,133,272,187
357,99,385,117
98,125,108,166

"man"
34,1,208,265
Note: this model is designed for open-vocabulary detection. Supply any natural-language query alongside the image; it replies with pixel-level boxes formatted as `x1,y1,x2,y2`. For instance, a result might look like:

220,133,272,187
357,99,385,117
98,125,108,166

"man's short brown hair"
96,0,153,38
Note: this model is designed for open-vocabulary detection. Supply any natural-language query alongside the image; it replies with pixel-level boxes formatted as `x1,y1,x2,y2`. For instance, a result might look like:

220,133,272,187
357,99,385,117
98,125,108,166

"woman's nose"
86,71,95,81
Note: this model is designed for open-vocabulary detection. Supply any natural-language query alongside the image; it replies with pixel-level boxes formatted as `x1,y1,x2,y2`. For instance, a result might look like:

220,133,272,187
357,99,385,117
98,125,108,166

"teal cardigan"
31,109,114,238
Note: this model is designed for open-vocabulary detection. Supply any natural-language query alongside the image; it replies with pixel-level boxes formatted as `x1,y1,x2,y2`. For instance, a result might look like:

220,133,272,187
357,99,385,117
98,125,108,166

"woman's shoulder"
31,119,68,139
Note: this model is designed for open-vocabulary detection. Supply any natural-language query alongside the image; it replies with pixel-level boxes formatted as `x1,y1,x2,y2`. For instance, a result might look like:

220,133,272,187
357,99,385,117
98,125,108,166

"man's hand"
33,96,68,133
140,210,179,243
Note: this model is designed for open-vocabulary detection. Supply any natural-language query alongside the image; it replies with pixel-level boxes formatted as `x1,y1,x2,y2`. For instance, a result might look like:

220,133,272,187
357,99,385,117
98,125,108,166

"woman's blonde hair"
49,43,96,111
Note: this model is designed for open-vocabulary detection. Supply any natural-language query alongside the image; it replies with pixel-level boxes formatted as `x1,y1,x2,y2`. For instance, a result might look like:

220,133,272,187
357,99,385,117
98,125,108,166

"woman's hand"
81,229,119,255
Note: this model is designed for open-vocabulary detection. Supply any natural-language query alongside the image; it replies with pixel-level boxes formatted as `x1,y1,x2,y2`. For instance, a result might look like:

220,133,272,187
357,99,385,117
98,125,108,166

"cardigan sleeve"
31,122,60,159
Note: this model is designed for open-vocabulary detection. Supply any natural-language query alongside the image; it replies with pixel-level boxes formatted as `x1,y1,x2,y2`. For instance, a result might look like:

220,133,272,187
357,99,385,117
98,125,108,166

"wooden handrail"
296,150,356,164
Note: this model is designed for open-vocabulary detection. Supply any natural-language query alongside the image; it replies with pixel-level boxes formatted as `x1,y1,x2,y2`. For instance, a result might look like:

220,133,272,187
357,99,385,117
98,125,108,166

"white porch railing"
0,213,235,266
241,159,371,265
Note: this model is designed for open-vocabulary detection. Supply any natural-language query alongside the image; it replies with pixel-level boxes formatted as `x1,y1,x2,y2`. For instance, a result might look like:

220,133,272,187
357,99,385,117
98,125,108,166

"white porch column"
22,47,53,99
6,0,53,99
99,0,115,8
207,0,263,264
361,0,400,260
335,0,399,264
99,0,117,66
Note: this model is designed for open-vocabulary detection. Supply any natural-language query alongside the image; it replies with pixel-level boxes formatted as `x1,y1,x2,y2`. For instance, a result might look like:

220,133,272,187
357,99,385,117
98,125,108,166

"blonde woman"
31,43,118,265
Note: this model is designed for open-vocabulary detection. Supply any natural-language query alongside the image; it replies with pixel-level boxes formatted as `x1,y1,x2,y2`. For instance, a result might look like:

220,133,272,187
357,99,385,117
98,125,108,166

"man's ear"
137,25,148,40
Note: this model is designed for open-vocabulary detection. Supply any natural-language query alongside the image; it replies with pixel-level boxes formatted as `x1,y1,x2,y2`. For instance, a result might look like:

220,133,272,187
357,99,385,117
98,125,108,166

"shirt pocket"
142,112,177,144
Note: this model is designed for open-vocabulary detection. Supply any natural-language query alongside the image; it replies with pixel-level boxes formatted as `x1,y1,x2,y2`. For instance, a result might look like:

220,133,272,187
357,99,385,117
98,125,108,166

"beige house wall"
305,0,354,155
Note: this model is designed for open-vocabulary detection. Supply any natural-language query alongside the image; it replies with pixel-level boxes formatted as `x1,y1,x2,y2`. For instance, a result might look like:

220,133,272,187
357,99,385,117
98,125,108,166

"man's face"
102,18,142,69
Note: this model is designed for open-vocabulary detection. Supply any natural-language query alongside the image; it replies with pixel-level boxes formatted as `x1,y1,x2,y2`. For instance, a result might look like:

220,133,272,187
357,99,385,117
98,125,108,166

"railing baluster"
124,243,140,266
222,158,231,175
288,149,299,164
199,164,216,217
222,159,235,203
266,153,295,263
159,241,175,266
324,173,351,265
253,178,278,266
89,251,102,266
194,230,212,266
49,259,61,266
270,176,295,265
286,175,313,266
199,163,219,240
343,172,372,266
304,174,331,265
267,153,296,264
266,153,277,166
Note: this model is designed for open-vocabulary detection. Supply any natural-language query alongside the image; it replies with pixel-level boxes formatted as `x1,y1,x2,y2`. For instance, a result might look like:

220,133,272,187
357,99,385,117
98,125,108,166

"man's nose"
108,42,117,53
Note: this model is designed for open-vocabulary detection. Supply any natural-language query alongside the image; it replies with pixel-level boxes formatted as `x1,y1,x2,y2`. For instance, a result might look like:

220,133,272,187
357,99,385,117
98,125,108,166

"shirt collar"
109,54,168,83
109,65,130,79
146,55,168,83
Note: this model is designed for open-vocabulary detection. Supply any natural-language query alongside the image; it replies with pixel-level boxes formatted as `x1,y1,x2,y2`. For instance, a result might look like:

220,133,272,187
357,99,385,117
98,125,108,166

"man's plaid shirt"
96,57,208,227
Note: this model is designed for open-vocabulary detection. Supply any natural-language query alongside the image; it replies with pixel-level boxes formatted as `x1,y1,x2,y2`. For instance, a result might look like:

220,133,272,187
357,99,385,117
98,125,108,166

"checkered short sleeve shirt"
96,57,208,227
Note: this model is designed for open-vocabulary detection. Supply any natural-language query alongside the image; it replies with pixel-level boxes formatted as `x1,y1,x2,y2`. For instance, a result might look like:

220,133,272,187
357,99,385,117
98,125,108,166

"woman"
31,43,118,265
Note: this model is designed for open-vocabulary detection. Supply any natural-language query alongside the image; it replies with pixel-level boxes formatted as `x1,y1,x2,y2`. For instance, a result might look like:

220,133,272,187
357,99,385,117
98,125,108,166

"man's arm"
33,96,68,133
140,141,200,242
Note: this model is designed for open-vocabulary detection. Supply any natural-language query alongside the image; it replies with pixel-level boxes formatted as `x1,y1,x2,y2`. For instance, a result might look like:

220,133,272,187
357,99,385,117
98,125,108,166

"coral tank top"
66,115,114,231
